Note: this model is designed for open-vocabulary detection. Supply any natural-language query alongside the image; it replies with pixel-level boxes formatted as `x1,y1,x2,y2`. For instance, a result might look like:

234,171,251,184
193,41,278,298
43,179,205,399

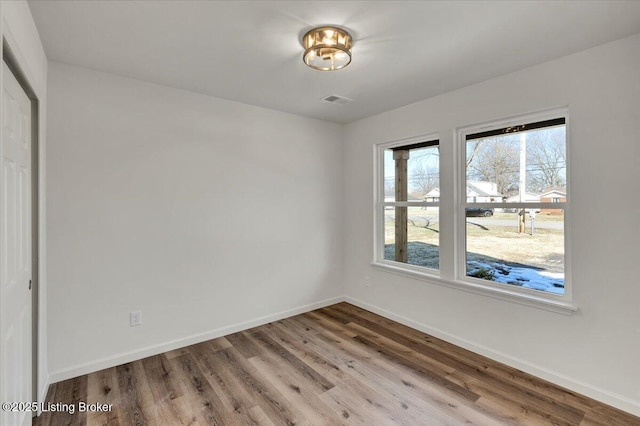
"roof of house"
425,188,440,197
539,189,567,198
426,181,502,199
467,181,502,197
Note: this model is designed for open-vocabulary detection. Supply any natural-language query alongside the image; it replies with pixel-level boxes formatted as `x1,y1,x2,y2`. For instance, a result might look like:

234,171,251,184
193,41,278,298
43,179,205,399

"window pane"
383,148,395,202
466,125,566,203
384,145,440,202
408,146,440,202
384,206,439,269
466,209,564,294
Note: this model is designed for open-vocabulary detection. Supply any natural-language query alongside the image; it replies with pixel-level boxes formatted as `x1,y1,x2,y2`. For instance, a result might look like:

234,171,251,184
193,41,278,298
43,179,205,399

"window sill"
371,261,578,316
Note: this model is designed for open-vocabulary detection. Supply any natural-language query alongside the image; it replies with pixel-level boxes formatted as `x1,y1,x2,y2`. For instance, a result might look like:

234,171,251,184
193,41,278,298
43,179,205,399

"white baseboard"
37,375,50,415
344,296,640,417
49,296,345,384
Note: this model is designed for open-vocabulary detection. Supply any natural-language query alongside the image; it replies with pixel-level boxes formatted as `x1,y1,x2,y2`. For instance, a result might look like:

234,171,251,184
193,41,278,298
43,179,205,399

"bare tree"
466,140,483,168
526,129,566,193
466,128,566,198
467,136,519,197
408,146,439,196
409,162,439,195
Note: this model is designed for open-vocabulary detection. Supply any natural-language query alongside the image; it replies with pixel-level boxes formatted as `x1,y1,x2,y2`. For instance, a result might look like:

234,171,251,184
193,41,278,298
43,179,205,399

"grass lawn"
466,225,564,273
384,208,564,273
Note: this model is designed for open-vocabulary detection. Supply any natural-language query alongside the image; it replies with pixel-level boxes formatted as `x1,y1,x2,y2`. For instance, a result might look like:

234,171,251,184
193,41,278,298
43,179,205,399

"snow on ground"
467,261,565,294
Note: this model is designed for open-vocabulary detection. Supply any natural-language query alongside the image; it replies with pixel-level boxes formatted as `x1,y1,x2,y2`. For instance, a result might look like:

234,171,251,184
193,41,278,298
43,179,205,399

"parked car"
466,207,493,217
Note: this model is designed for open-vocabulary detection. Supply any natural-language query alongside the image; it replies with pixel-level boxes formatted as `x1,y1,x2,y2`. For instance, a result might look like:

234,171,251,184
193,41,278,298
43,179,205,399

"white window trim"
455,106,575,313
373,133,441,276
372,108,577,316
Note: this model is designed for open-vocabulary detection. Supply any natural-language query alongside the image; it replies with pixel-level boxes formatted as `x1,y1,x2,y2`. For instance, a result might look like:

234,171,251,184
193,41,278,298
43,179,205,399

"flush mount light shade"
303,26,352,71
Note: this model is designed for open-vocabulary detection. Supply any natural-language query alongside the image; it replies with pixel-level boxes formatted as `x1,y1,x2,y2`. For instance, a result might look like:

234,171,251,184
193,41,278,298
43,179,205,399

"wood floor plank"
318,385,381,426
344,320,456,378
187,339,260,425
44,376,87,426
260,320,344,380
212,346,301,425
580,408,637,426
115,362,152,426
170,353,228,425
446,365,584,426
225,330,262,359
86,366,122,425
36,303,640,426
248,330,335,394
348,333,480,403
247,405,276,426
141,354,196,425
207,336,233,352
300,311,359,338
247,354,345,425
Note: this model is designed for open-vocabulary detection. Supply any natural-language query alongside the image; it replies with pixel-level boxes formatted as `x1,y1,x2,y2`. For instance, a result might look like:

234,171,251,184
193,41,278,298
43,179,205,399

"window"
373,109,574,313
460,112,568,297
375,137,440,273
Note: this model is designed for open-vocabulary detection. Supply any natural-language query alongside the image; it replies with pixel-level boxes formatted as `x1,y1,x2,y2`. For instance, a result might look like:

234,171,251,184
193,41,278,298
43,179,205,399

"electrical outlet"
130,311,142,327
364,276,371,288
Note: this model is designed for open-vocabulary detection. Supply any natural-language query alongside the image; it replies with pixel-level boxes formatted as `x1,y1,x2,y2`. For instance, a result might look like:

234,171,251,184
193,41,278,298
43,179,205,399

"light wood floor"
36,303,640,425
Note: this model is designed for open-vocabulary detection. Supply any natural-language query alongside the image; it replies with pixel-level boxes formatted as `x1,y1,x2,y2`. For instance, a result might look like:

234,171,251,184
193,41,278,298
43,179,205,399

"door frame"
2,38,40,408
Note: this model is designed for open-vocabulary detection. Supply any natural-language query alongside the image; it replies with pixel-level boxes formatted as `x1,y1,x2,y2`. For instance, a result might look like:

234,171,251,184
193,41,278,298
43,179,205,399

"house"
506,192,541,203
427,182,502,204
502,192,541,212
424,187,440,202
540,189,567,214
466,181,502,203
2,1,640,424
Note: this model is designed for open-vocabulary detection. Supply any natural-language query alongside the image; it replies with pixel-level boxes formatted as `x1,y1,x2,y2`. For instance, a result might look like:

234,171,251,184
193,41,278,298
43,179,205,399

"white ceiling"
28,1,640,124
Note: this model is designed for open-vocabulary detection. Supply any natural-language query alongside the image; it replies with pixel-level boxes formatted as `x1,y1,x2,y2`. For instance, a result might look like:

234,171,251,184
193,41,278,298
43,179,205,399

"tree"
408,147,439,195
526,128,566,193
467,136,519,197
409,162,439,195
466,140,483,168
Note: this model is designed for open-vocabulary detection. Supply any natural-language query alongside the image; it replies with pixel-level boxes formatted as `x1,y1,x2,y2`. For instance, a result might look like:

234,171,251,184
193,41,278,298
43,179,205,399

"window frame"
455,107,575,310
371,109,577,315
373,133,441,278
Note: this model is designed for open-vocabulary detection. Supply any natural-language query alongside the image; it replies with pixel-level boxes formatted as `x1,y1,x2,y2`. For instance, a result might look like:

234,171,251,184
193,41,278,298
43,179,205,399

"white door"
1,61,32,426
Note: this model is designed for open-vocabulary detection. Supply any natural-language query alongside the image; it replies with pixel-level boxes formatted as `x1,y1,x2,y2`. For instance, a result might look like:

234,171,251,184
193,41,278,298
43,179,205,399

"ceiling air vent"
322,94,353,105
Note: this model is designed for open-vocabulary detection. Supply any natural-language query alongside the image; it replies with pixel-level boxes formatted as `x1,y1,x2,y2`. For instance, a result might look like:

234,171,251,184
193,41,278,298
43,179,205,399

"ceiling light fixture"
303,26,352,71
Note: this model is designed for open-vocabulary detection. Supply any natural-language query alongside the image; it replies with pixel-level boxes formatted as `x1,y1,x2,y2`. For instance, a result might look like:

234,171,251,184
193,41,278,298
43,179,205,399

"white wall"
0,0,48,405
343,34,640,415
46,62,344,380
